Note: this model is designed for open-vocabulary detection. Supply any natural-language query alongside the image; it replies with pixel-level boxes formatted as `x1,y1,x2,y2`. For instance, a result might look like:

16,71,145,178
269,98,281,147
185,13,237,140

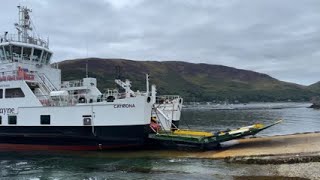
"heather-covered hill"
57,58,318,102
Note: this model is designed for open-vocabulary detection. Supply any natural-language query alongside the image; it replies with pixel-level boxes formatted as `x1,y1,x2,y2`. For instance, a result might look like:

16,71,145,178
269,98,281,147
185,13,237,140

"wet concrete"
196,132,320,164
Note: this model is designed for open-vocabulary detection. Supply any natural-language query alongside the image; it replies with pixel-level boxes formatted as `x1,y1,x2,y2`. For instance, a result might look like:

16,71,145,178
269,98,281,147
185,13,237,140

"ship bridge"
0,6,52,65
0,6,61,107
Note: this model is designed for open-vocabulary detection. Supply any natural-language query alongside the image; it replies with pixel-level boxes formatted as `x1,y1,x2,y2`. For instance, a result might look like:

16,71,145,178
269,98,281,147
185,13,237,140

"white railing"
61,80,84,88
104,89,119,98
0,34,49,48
0,70,35,82
36,72,57,91
156,95,181,104
37,94,86,107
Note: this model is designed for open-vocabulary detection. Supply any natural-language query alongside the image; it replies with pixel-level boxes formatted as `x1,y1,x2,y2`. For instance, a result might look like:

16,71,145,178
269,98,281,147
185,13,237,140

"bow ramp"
148,120,282,150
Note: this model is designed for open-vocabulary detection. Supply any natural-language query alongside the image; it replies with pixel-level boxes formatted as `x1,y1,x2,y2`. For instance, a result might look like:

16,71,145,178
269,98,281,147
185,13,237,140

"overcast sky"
1,0,320,85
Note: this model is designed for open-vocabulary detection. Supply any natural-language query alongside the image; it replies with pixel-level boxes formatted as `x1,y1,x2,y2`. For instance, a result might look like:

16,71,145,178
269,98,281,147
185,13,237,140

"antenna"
15,6,32,43
146,74,150,95
85,38,88,78
85,60,88,78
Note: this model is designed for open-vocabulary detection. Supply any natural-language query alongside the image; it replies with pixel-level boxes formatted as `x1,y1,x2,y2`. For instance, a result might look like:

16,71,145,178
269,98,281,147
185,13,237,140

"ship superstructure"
113,75,183,132
0,6,152,150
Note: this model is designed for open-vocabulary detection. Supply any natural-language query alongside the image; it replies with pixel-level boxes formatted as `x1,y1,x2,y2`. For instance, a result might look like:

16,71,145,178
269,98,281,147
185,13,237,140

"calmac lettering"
113,104,136,108
0,108,15,114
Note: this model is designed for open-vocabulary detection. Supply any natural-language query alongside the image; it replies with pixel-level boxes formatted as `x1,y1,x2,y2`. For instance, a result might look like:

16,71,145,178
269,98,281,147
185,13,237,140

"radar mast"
15,6,33,43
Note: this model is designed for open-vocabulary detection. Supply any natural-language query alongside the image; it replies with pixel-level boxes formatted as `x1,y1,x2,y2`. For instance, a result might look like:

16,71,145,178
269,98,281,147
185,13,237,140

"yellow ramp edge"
173,129,213,137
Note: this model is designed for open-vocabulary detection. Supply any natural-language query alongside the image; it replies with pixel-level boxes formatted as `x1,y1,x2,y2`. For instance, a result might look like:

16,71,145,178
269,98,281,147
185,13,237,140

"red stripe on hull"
0,144,137,151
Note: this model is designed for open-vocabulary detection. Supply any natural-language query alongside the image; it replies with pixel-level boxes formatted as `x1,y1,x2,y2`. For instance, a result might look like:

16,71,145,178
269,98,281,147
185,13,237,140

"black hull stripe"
0,125,151,148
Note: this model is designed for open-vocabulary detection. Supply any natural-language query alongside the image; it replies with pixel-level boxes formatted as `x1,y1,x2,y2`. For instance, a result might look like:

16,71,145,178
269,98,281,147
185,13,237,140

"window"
41,51,48,63
32,48,42,62
12,46,22,61
0,89,2,98
0,116,2,125
22,47,32,61
46,53,52,64
40,115,50,125
8,115,17,125
83,115,92,125
5,88,25,98
0,46,5,60
4,46,11,60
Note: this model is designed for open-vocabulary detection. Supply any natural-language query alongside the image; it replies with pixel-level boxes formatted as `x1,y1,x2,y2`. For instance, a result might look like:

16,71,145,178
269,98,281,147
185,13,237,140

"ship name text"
0,108,15,114
113,104,136,108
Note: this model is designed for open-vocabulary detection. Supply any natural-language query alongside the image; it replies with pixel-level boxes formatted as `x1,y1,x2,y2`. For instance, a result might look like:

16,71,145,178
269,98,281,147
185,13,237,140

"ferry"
0,6,153,151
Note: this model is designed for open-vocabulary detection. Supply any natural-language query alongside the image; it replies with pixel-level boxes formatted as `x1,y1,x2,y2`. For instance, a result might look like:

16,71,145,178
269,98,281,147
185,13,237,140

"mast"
86,61,88,78
15,6,32,43
146,74,150,95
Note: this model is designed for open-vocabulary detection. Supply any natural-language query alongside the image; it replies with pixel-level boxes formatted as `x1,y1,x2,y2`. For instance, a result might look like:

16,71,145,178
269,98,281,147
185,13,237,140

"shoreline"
197,132,320,164
2,132,319,165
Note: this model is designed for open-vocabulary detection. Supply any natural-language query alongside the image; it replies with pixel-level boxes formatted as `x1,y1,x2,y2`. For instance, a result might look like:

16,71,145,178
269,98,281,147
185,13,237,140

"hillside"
57,58,319,102
308,82,320,92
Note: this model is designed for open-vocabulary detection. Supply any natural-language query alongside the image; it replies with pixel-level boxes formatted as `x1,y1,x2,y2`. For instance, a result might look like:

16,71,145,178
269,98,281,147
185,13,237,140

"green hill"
308,82,320,92
57,58,319,102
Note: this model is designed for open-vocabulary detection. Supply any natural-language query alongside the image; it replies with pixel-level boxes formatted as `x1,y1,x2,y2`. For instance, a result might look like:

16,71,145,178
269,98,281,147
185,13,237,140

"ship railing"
37,93,87,107
37,95,53,106
0,33,49,48
103,89,149,100
156,95,181,104
61,80,84,88
35,72,57,92
0,70,35,82
104,89,119,98
103,90,130,100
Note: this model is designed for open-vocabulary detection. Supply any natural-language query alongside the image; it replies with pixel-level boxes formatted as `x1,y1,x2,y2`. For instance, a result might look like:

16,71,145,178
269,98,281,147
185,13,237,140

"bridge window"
22,47,32,61
32,48,42,62
40,115,51,125
0,116,2,125
46,53,52,64
42,51,47,63
0,89,3,98
4,46,11,60
12,45,22,61
0,46,5,60
5,88,25,98
8,115,17,125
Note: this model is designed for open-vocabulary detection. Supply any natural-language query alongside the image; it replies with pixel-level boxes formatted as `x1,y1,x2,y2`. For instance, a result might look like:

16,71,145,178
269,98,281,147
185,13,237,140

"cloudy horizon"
1,0,320,85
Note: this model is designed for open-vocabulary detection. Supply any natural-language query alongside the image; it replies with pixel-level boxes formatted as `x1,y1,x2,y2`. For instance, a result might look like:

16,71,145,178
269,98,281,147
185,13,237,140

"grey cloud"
1,0,320,85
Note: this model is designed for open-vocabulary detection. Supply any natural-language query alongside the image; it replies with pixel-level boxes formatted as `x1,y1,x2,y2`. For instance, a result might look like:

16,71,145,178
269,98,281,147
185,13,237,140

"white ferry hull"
0,96,152,151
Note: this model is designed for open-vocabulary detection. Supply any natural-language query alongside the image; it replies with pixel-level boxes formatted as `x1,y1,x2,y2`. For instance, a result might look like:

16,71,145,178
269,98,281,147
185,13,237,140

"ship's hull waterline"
0,125,150,151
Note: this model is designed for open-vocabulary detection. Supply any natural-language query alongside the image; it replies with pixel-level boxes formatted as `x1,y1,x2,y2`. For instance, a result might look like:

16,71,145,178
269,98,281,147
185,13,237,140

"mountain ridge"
57,58,319,102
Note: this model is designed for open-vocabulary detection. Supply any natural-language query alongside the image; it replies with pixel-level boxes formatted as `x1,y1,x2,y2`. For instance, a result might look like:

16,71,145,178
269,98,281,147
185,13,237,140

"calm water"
1,103,319,180
181,102,320,136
